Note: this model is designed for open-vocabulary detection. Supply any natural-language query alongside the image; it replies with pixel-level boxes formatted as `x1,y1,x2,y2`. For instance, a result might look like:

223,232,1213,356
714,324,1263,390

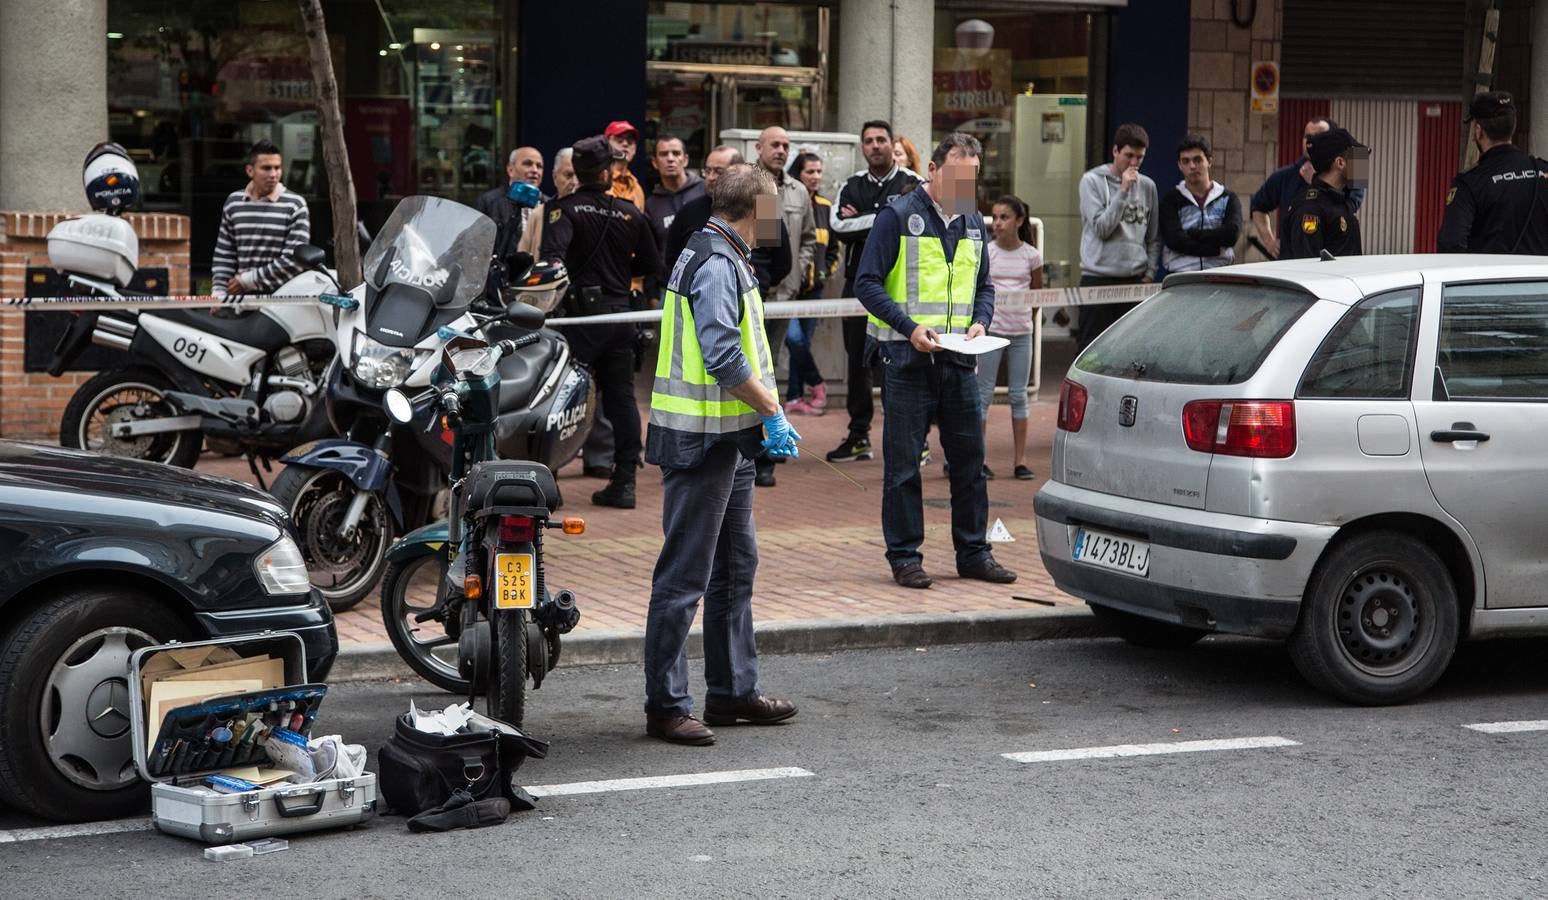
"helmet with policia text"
83,142,141,214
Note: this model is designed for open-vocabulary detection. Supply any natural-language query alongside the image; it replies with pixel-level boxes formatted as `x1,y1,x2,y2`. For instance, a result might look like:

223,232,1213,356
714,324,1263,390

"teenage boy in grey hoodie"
1076,122,1160,350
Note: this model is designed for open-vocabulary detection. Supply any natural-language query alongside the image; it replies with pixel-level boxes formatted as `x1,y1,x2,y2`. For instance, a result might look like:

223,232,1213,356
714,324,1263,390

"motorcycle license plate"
494,553,535,609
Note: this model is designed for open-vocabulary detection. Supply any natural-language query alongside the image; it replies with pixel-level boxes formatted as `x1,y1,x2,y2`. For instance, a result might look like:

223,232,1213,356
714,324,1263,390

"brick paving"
197,398,1079,647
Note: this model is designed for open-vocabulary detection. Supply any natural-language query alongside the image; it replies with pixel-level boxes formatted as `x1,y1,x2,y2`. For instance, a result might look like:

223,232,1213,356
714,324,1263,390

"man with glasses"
664,145,790,300
1250,116,1367,259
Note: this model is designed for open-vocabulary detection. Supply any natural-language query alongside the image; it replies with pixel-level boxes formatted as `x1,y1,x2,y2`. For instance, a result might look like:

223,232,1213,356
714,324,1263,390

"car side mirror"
292,245,327,270
504,301,546,330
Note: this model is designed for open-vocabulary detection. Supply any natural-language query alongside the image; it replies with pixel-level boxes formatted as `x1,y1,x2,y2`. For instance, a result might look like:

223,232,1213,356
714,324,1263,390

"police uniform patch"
907,213,925,236
1339,216,1348,233
667,248,695,292
1445,187,1456,206
1301,214,1319,235
966,228,982,240
548,208,562,224
1305,189,1318,199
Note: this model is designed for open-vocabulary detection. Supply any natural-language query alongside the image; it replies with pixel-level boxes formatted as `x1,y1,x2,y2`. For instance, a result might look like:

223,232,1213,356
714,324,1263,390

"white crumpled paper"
408,700,475,736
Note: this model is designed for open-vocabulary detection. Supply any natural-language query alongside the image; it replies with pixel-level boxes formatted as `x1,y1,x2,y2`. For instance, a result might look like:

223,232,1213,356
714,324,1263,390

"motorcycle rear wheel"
380,554,468,694
487,609,528,727
60,368,202,468
270,464,391,613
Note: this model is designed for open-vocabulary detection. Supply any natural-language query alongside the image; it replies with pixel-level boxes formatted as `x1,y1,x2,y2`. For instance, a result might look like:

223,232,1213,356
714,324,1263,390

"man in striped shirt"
211,139,311,297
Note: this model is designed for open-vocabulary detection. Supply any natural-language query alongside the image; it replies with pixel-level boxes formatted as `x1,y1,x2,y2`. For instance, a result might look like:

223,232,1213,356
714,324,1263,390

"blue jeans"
974,332,1034,420
784,317,824,401
878,357,991,571
644,442,761,716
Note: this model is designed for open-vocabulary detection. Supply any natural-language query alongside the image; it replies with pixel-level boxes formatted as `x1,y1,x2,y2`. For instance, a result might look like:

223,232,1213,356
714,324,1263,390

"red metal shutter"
1276,99,1331,167
1413,101,1463,253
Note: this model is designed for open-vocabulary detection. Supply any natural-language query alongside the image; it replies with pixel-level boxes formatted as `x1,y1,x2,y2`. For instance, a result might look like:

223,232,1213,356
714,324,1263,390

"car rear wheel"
0,588,194,821
1289,531,1459,705
1089,602,1209,648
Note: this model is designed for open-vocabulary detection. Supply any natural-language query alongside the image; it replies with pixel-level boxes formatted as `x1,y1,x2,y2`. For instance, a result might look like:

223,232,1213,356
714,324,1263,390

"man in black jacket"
827,120,922,464
1158,134,1242,273
1283,128,1366,260
1437,91,1548,254
476,147,546,292
665,145,790,294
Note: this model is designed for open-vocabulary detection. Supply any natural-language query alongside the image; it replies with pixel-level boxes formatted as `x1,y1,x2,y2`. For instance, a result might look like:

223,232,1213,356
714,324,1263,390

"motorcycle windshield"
363,196,495,310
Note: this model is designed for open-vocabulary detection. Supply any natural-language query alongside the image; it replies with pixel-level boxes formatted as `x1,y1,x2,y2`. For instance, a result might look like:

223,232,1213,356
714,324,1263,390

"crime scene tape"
0,282,1161,320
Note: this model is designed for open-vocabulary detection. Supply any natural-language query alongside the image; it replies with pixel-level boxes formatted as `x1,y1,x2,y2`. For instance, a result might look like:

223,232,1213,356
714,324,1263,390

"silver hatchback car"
1036,255,1548,704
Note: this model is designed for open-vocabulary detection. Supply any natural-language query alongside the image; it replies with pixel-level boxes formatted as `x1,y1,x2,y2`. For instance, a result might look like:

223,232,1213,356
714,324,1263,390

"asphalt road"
4,635,1548,898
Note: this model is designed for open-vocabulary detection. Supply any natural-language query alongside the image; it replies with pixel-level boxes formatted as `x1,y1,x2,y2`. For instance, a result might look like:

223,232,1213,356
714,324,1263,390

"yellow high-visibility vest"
867,229,981,341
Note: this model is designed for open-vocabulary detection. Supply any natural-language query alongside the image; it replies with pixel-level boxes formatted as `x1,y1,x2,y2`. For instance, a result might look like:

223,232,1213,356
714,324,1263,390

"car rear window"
1074,281,1317,385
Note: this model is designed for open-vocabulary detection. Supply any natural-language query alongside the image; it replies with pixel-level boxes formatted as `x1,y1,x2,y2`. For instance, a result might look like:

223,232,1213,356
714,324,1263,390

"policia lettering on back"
651,226,777,435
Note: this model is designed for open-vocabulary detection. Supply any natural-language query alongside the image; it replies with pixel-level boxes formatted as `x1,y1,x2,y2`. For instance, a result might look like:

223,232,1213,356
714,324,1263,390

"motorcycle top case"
128,632,377,844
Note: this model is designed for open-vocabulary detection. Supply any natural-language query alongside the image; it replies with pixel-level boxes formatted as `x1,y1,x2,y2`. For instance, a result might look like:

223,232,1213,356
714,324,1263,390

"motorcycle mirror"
504,300,546,330
291,245,327,270
383,388,415,425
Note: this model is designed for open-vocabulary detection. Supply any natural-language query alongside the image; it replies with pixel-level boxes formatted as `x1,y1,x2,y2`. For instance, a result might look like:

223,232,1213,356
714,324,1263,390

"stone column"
0,0,108,212
1532,0,1548,156
837,0,933,144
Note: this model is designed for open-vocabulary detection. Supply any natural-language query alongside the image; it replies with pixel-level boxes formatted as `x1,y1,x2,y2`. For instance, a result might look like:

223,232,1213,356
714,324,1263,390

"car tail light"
1182,400,1296,458
1057,379,1088,432
500,515,536,543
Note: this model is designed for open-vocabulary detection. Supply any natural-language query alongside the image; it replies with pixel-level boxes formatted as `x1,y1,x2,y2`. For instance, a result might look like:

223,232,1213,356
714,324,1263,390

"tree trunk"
297,0,362,288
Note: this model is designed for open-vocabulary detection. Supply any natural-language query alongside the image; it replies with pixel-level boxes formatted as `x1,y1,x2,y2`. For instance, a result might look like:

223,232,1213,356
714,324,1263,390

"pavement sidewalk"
197,396,1092,672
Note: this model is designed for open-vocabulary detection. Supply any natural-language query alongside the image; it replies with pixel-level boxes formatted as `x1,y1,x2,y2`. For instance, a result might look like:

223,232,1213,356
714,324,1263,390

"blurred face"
703,148,737,192
553,155,578,197
247,153,283,194
799,158,823,195
990,203,1022,241
1303,120,1331,155
753,193,781,247
509,147,543,186
892,144,909,169
926,150,980,215
1178,147,1211,187
1112,143,1146,172
652,138,686,180
861,127,893,170
757,127,790,174
608,132,637,163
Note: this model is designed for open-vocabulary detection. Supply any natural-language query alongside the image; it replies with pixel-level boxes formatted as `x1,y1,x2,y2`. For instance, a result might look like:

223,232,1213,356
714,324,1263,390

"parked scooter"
378,331,582,726
48,144,339,472
275,195,593,612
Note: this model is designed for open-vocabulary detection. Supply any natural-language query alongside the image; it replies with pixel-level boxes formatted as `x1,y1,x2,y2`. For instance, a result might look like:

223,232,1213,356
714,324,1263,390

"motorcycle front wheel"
380,554,468,694
60,368,202,468
487,608,528,727
270,464,392,613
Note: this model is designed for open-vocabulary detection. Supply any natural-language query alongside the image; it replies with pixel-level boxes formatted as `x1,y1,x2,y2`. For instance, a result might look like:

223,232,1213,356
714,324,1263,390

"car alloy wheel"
43,626,157,791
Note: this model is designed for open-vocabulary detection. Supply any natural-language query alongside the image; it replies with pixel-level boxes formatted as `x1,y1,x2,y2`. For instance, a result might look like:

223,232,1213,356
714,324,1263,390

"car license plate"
1072,527,1150,578
494,552,535,609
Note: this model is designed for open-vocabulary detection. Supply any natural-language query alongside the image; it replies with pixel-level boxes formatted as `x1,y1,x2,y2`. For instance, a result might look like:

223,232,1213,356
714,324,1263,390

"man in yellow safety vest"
641,164,800,746
854,133,1018,590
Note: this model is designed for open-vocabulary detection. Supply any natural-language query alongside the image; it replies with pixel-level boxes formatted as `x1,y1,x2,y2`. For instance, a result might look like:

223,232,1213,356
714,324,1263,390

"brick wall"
1188,0,1283,257
0,212,190,438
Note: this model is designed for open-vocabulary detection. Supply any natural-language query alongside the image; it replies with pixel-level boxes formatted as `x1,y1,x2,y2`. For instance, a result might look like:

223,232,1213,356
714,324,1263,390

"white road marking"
526,766,815,798
1003,736,1300,763
0,817,152,844
0,767,817,844
1464,720,1548,734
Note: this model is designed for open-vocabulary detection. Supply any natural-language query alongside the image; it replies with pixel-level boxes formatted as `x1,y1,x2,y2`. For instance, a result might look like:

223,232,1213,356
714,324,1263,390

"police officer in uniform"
642,164,799,746
1283,128,1367,260
539,136,660,508
1437,91,1548,254
854,133,1016,590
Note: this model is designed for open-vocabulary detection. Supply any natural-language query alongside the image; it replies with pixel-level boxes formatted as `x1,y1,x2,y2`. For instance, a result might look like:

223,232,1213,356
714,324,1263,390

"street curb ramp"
332,605,1106,682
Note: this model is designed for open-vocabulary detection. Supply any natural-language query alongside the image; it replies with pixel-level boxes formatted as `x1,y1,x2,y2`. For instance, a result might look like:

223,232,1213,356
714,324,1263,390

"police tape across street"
0,281,1161,318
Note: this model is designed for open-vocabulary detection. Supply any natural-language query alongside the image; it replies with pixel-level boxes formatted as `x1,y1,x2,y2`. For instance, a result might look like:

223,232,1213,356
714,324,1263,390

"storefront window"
932,7,1090,281
645,2,830,166
106,0,506,288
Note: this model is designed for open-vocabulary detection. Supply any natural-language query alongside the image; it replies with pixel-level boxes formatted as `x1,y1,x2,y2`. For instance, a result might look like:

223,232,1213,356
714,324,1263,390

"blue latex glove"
761,411,801,459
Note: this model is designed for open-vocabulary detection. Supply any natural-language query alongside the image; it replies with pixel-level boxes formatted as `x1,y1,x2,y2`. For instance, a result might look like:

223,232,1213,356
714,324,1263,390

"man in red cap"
604,120,647,212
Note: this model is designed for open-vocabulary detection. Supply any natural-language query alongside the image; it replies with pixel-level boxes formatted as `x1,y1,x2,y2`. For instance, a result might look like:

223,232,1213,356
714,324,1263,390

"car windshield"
363,196,496,310
1075,281,1317,385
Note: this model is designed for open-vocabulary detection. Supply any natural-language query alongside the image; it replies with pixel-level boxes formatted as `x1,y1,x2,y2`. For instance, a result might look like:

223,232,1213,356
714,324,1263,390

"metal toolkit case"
128,632,377,844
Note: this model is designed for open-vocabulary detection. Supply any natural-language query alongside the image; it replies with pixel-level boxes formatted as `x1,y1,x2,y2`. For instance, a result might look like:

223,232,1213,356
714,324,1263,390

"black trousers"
841,278,874,440
566,320,641,476
1074,274,1143,351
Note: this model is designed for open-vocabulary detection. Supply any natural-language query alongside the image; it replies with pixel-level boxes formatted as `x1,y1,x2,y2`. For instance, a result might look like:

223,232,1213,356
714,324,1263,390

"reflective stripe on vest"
650,277,776,435
867,234,981,341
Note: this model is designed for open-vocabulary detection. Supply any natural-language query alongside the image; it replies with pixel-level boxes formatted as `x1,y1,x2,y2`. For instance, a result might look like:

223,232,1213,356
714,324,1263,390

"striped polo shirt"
211,185,310,296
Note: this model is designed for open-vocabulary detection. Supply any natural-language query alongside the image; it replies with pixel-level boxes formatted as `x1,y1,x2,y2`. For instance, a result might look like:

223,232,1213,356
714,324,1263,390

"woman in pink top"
976,195,1043,480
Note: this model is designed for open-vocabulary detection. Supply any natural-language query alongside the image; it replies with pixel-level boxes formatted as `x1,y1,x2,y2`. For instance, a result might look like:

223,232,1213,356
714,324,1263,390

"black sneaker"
826,437,873,463
591,479,636,509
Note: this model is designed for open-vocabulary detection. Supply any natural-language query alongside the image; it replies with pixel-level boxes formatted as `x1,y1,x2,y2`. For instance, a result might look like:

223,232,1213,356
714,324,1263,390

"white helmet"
83,142,141,214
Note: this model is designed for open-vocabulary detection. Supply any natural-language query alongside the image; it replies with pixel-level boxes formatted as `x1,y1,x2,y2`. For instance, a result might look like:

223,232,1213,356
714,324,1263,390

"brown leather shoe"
703,695,798,726
646,714,716,746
